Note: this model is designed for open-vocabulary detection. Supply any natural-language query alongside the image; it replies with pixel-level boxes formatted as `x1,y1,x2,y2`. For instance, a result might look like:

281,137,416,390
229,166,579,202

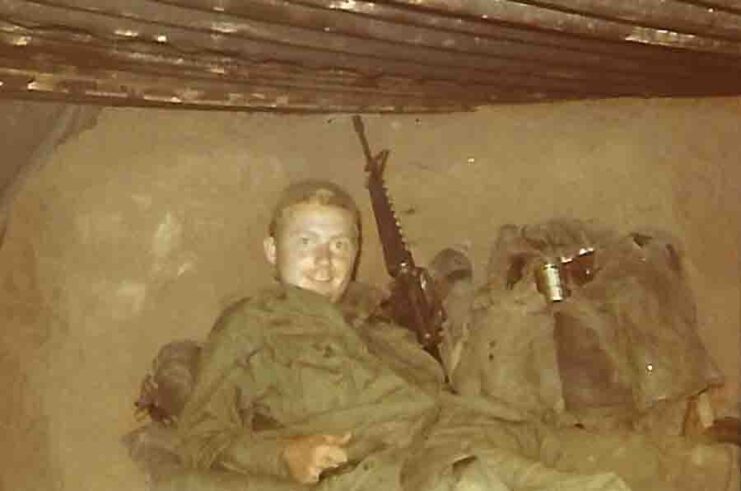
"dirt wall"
1,98,739,490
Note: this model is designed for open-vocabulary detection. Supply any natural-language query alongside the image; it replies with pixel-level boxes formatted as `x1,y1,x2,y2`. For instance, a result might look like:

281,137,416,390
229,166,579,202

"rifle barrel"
352,115,374,171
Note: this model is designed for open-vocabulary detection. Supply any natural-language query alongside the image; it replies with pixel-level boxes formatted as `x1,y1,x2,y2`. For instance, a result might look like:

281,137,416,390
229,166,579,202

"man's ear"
263,236,277,265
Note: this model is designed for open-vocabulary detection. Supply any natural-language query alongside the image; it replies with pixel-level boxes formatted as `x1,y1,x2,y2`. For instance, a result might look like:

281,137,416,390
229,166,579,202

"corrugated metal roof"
1,0,740,112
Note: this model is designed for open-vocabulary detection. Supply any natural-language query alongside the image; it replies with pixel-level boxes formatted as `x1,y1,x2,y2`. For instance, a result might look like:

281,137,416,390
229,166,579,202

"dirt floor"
0,97,739,490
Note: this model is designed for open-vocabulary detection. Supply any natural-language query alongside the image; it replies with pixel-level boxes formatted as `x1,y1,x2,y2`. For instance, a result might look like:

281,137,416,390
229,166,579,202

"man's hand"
281,432,351,484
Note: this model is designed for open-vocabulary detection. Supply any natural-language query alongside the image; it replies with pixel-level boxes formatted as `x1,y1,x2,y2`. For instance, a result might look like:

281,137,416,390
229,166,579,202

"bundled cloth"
453,219,723,434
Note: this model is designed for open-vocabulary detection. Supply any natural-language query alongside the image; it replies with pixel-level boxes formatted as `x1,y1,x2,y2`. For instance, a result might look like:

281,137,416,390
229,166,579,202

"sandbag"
454,219,722,433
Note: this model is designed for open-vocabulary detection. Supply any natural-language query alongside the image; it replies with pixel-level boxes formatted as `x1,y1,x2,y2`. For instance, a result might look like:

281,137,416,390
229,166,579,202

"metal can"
536,262,567,302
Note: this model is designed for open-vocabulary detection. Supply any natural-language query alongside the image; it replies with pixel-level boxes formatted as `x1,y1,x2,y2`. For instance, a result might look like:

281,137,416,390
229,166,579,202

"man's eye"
299,236,312,246
333,239,350,251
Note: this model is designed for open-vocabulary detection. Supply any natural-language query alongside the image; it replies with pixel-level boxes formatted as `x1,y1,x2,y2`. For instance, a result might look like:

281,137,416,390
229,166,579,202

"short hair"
268,180,361,238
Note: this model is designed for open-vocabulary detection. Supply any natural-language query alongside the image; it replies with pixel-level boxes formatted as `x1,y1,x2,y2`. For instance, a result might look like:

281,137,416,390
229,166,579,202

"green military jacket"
177,283,442,479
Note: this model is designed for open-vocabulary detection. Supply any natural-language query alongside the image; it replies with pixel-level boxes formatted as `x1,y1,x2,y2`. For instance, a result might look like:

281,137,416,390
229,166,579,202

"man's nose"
314,243,332,264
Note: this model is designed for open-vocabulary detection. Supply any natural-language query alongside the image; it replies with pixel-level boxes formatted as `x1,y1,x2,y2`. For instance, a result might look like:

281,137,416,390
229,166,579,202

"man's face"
264,203,359,303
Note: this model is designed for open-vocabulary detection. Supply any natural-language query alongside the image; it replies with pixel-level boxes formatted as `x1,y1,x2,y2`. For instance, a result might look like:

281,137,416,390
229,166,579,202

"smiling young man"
259,181,366,483
174,180,440,490
262,181,360,304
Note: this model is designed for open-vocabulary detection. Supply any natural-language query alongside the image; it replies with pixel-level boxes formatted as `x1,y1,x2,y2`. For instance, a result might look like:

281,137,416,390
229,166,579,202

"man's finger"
319,445,348,467
323,431,352,446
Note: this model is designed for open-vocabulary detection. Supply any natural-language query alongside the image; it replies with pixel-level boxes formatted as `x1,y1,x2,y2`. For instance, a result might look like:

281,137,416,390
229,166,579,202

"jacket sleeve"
177,301,290,479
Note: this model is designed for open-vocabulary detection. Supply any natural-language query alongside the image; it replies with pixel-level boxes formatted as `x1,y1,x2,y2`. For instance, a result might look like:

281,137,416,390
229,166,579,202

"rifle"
352,115,445,365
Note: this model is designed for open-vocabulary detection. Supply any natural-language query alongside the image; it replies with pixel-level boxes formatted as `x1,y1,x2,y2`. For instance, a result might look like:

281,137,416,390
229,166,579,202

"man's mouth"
309,271,333,283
